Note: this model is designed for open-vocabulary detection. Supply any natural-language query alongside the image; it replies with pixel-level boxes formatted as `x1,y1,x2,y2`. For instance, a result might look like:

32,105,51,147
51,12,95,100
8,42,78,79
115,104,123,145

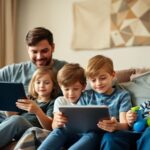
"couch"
2,67,150,150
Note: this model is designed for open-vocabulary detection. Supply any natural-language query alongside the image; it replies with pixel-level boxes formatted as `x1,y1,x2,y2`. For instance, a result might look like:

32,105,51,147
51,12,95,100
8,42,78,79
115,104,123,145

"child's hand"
16,99,40,114
52,112,68,129
126,110,137,126
97,117,118,132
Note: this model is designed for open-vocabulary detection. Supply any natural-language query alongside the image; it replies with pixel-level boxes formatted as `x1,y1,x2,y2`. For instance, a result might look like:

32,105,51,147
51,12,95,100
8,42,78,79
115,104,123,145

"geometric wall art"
72,0,150,50
111,0,150,47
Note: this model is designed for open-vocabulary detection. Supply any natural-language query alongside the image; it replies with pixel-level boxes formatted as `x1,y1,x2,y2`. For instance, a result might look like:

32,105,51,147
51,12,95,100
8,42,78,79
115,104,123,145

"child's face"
60,81,85,103
34,73,53,100
88,69,115,95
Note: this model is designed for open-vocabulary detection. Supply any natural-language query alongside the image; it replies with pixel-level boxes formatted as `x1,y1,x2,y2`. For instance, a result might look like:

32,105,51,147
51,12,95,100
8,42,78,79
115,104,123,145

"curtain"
0,0,17,68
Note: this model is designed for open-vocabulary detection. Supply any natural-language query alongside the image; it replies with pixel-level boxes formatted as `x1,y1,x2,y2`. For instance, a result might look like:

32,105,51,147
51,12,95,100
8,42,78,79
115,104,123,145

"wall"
16,0,150,70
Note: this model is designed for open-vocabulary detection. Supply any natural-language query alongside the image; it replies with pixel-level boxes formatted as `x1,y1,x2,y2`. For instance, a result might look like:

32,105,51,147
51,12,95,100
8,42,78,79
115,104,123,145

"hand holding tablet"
59,105,110,133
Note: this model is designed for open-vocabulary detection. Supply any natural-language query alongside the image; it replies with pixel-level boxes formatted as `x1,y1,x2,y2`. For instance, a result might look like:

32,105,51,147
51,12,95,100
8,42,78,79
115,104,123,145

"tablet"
59,105,110,133
0,82,26,112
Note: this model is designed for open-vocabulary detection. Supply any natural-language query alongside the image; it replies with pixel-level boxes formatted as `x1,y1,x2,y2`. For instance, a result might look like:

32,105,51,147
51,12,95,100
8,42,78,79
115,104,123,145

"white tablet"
59,105,110,133
0,82,26,112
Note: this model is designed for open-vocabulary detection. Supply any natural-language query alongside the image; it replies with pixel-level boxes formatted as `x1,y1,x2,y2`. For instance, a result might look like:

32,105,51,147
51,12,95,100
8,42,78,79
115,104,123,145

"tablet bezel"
59,105,110,133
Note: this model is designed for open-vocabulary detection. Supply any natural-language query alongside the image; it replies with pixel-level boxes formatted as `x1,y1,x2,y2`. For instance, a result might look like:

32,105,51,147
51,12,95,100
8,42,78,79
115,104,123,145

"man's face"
27,39,54,67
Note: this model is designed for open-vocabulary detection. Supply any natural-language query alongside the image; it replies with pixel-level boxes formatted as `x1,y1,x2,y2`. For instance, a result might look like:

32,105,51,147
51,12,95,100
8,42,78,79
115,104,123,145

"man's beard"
34,56,52,67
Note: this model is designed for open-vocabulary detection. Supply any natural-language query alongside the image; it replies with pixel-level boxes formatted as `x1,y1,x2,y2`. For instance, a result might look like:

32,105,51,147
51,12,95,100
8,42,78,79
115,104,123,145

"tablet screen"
0,82,26,112
59,105,110,133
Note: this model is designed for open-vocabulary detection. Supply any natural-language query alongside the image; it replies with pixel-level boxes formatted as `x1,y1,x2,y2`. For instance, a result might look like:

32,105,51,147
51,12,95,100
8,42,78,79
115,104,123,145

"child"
38,63,101,150
127,101,150,127
100,100,150,150
79,55,132,133
126,101,150,150
79,55,132,150
82,55,133,150
0,66,57,148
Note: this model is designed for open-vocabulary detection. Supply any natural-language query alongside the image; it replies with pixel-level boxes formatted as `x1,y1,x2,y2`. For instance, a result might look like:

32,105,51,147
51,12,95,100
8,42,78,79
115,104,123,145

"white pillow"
120,72,150,106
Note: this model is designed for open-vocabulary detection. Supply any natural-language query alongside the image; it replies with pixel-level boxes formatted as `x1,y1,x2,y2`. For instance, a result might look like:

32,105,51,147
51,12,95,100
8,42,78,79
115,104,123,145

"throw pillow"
119,72,150,106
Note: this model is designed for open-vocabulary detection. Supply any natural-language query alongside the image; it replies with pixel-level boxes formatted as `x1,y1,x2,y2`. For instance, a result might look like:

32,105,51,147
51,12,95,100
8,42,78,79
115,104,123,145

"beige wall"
16,0,150,70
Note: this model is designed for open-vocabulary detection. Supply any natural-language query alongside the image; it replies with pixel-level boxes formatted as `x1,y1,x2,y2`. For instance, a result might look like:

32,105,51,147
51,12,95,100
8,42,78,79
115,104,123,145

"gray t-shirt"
0,59,67,94
20,99,55,127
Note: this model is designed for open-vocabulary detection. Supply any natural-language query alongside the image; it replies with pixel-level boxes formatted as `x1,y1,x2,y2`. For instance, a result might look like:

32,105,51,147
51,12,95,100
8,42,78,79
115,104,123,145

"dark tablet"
59,105,110,133
0,82,26,112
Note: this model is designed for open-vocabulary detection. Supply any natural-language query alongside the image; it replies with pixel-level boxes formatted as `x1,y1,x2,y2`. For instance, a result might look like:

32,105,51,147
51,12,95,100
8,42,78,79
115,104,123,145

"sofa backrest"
116,68,150,106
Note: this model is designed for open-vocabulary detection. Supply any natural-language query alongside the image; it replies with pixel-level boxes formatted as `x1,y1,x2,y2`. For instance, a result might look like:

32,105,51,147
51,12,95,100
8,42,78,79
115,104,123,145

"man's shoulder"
3,61,32,68
14,61,33,67
0,61,33,71
53,59,67,66
52,59,67,71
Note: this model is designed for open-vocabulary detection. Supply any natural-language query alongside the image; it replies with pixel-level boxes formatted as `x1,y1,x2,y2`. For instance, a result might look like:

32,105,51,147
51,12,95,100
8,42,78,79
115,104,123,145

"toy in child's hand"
131,106,150,132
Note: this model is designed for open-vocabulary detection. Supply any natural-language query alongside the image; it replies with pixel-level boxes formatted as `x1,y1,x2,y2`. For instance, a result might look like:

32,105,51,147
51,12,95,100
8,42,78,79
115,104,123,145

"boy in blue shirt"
79,55,132,133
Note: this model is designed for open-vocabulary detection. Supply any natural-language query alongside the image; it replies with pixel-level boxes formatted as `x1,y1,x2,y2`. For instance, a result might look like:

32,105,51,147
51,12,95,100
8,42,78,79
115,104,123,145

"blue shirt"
78,86,132,120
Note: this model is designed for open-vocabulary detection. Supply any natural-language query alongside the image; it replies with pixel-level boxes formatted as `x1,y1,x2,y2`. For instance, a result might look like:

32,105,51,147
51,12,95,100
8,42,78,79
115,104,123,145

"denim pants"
100,130,141,150
38,127,101,150
14,127,50,150
137,127,150,150
0,111,6,123
0,115,32,148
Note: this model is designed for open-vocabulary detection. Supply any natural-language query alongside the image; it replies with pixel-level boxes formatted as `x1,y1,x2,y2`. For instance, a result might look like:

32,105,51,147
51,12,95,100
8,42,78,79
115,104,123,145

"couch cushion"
130,68,150,80
115,68,135,83
119,72,150,106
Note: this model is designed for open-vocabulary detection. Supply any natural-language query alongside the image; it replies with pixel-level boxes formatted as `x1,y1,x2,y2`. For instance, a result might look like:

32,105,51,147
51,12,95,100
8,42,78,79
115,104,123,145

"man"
0,27,67,93
0,27,67,148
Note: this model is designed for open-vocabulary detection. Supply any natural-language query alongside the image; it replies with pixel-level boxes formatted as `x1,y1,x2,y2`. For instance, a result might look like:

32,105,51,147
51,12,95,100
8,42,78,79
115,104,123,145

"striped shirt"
140,101,150,118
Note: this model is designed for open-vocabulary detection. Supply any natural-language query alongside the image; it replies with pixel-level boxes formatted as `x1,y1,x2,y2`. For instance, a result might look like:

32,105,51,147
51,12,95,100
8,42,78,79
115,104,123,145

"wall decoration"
72,0,150,50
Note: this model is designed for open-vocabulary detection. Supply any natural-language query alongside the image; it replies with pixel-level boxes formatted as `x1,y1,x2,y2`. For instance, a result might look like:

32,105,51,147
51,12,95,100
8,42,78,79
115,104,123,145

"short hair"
28,66,57,99
26,27,54,46
86,55,114,78
57,63,86,87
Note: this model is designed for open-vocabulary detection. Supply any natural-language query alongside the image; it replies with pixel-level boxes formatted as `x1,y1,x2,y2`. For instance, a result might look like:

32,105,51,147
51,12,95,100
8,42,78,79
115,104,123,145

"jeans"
100,130,141,150
14,127,50,150
0,115,32,148
38,128,101,150
0,111,6,123
137,127,150,150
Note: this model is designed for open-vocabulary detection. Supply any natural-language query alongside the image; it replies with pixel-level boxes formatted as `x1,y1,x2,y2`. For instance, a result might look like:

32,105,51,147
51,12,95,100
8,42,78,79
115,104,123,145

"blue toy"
131,106,150,132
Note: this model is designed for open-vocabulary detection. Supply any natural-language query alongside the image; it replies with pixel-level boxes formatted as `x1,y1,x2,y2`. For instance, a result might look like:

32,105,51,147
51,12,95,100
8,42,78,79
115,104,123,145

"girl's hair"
28,66,57,99
86,55,114,78
57,63,86,87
